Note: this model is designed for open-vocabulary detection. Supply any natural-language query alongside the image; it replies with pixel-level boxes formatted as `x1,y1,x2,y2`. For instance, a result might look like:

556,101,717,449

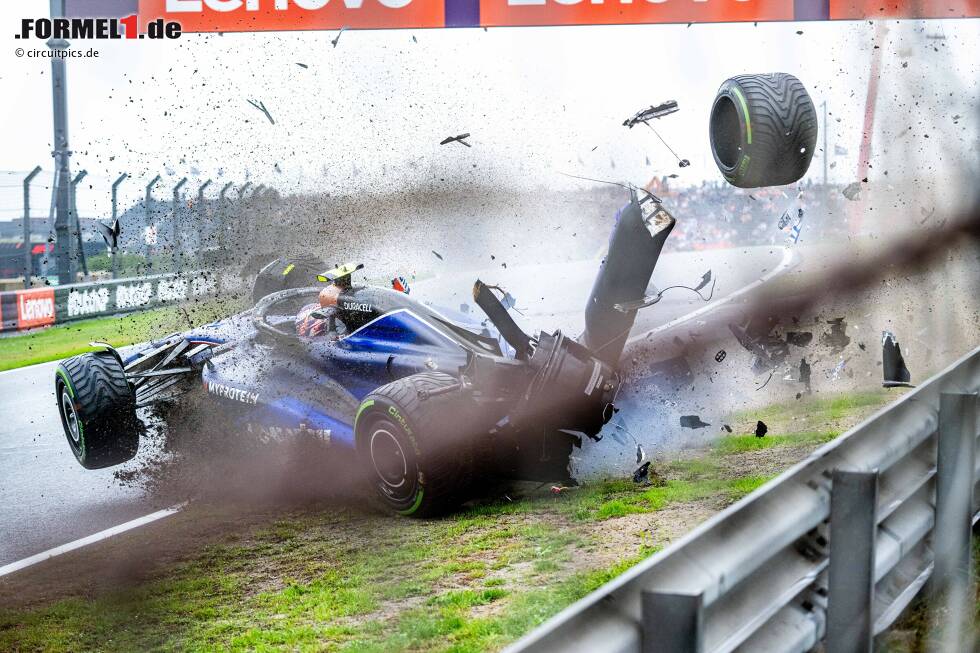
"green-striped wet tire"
354,372,481,518
55,351,139,469
709,73,817,188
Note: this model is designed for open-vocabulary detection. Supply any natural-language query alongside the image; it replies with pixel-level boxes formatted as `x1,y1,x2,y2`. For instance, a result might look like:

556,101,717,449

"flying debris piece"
777,210,792,230
331,25,346,48
246,98,275,125
678,159,691,168
785,331,813,347
635,443,645,465
754,421,768,438
842,181,862,201
680,415,711,429
882,331,913,388
722,424,733,433
623,101,680,128
632,461,651,485
755,371,774,390
440,133,472,147
693,270,712,292
391,276,411,294
799,357,812,394
295,63,308,69
431,250,444,260
94,219,121,250
820,318,851,354
858,342,866,351
667,173,679,179
830,358,846,380
729,318,790,372
714,349,727,363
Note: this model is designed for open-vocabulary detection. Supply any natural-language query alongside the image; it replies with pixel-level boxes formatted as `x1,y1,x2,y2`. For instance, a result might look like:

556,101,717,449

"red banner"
16,288,56,330
133,0,979,31
139,0,445,33
480,0,792,28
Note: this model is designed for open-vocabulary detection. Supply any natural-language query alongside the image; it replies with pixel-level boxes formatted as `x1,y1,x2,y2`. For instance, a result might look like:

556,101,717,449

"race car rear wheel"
354,372,481,517
55,351,139,469
709,73,817,188
252,253,326,303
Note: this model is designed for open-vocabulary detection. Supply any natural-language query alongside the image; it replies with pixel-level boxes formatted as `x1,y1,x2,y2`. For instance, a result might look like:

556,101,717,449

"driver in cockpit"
295,285,344,338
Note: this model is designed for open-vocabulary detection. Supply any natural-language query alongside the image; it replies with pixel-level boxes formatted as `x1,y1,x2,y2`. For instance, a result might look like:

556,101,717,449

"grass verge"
0,390,898,652
0,298,245,372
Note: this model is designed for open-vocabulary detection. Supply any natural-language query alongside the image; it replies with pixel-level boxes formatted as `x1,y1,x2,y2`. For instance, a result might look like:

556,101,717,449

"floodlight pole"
49,1,73,284
111,173,128,279
822,100,828,187
22,166,43,286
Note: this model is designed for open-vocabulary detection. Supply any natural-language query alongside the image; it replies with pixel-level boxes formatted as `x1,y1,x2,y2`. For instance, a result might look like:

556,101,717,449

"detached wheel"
355,372,481,517
709,73,817,188
252,254,326,303
55,351,139,469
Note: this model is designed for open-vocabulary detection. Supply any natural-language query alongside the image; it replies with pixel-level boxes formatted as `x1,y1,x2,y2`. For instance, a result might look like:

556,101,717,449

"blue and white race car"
54,190,675,516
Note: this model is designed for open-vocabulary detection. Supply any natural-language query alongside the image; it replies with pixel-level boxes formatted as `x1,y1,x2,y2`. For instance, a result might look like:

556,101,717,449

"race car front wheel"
354,372,481,517
55,351,139,469
709,73,817,188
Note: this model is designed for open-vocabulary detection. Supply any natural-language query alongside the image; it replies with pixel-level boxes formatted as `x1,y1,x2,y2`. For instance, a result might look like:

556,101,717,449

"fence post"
641,590,702,653
172,177,188,272
110,173,127,279
826,469,878,653
144,174,161,260
70,169,88,277
22,166,43,287
219,182,234,254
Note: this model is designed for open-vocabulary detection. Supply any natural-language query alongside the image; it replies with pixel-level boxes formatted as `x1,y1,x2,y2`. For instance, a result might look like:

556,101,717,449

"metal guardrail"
506,346,980,653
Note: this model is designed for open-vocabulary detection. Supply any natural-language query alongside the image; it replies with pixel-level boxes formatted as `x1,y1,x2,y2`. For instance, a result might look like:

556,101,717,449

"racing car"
55,190,674,516
55,73,816,516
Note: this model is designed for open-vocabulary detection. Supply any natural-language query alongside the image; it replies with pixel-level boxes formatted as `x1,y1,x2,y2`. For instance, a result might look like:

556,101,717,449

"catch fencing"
0,271,245,332
506,346,980,653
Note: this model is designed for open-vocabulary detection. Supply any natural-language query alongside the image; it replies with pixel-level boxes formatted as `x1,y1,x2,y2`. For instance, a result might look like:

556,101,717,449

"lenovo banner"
135,0,978,32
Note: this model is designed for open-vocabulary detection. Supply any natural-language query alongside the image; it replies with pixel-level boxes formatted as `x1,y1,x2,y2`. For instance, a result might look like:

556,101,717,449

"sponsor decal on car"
67,287,111,318
342,301,372,312
16,288,55,329
206,381,259,405
245,422,331,444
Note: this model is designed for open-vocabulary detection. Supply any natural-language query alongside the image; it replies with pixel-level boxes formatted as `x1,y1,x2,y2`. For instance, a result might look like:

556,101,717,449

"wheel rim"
60,387,81,445
366,419,418,505
370,427,407,487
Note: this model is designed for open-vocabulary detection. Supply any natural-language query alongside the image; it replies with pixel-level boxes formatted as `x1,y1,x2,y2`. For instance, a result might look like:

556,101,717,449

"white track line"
0,503,185,578
626,246,797,345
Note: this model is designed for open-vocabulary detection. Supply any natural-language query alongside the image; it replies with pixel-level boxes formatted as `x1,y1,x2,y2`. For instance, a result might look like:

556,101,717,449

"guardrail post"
826,469,878,653
932,392,977,651
641,590,702,653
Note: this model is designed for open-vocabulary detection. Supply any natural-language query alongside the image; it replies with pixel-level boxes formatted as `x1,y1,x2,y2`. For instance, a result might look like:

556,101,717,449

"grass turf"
0,392,900,652
0,298,244,372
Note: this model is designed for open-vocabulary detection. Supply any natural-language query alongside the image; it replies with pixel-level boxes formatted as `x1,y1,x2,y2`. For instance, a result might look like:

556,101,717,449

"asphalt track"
0,245,791,570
